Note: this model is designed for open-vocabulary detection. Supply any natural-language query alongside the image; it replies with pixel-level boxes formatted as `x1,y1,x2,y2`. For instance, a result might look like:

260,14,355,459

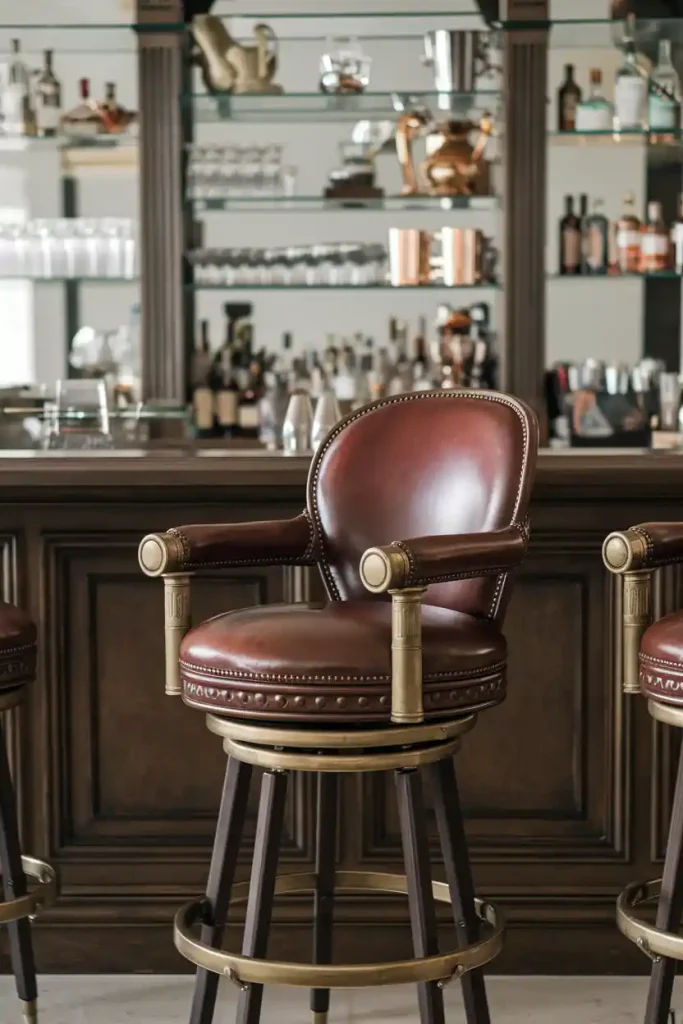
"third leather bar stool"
604,524,683,1024
0,602,56,1023
139,390,539,1024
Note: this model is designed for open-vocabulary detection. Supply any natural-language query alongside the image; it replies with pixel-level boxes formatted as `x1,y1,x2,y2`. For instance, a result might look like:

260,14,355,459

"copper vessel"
424,117,493,197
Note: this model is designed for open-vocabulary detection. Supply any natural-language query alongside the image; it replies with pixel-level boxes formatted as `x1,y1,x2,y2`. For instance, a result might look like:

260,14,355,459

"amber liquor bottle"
191,320,215,439
640,200,670,274
557,64,582,131
559,195,581,275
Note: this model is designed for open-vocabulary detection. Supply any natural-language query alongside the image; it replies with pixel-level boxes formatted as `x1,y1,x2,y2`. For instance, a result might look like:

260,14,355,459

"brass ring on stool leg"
616,879,683,962
0,856,57,924
648,700,683,729
223,736,463,772
175,871,503,987
206,713,477,750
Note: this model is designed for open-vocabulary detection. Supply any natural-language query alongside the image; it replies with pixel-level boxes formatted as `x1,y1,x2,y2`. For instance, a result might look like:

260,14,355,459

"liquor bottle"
34,49,62,138
61,78,104,137
333,348,356,407
615,193,642,273
582,198,609,275
191,320,215,439
648,38,681,132
671,195,683,275
575,69,613,132
557,63,582,132
613,14,647,132
3,39,34,137
640,200,670,273
214,347,239,438
559,195,581,275
100,82,133,134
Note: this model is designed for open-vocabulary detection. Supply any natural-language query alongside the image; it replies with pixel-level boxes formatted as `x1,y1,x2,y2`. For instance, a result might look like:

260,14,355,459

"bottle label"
193,388,214,431
562,227,581,271
614,76,646,128
673,222,683,272
216,391,237,427
36,102,60,132
641,232,669,256
238,404,260,430
586,224,607,270
648,93,678,130
560,94,578,130
2,83,25,131
575,102,612,132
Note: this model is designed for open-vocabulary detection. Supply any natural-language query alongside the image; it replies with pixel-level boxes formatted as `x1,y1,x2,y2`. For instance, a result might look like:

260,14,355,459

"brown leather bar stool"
604,524,683,1024
139,391,539,1024
0,602,56,1024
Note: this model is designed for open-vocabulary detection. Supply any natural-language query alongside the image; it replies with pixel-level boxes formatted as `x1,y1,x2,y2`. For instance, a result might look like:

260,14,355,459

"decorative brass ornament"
602,530,654,695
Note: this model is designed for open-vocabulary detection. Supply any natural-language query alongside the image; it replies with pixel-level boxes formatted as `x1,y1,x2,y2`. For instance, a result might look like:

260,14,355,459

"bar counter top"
0,446,682,499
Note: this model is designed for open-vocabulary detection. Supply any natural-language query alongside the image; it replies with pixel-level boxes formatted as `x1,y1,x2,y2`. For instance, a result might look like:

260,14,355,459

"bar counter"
1,447,681,974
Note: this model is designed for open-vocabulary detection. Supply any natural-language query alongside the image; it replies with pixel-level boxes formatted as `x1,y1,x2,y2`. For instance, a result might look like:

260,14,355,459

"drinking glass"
45,379,113,451
659,371,682,432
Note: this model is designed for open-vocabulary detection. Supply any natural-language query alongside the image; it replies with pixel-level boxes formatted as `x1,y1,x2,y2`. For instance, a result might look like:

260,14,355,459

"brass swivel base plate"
176,870,502,989
0,856,57,925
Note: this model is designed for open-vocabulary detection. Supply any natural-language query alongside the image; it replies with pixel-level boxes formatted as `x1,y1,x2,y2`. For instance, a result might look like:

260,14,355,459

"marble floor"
0,975,677,1024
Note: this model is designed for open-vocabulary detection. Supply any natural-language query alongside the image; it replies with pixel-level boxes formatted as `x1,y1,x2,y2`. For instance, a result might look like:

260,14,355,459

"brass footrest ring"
617,879,683,962
175,870,503,987
223,736,462,773
0,856,57,924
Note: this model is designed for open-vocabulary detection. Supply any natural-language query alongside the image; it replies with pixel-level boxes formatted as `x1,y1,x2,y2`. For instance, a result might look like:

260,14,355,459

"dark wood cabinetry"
0,450,678,974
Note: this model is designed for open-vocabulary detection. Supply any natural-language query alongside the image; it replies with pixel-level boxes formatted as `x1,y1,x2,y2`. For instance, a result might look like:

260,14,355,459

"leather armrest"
360,524,528,594
139,513,315,576
603,523,683,573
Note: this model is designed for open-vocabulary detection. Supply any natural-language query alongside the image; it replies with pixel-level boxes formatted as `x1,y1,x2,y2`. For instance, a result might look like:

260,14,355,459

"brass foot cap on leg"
311,1013,328,1024
21,1000,38,1024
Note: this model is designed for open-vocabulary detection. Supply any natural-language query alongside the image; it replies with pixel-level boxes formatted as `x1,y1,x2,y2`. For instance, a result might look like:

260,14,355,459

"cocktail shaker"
282,390,313,455
311,389,342,452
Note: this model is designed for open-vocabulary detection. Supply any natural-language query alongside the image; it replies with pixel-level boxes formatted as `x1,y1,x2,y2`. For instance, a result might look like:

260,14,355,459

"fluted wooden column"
136,0,187,403
499,1,548,407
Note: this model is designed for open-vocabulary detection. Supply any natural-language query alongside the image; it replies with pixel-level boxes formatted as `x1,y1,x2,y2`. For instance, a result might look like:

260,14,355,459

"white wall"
0,0,678,386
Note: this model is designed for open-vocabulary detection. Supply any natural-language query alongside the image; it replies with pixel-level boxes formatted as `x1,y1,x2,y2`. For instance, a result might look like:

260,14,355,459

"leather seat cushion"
640,611,683,703
180,601,506,722
0,601,36,689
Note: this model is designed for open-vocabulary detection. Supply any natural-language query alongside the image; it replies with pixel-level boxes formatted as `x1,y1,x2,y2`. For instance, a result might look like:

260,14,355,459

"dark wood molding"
500,2,548,406
136,0,187,402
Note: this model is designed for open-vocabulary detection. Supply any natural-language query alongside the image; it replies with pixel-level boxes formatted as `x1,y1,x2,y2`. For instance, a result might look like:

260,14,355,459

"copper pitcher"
422,116,493,196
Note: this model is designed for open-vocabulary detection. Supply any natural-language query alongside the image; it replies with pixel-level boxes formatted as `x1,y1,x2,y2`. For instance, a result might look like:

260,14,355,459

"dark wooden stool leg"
235,769,289,1024
644,742,683,1024
395,767,446,1024
0,719,38,1024
427,756,491,1024
310,772,338,1024
189,757,253,1024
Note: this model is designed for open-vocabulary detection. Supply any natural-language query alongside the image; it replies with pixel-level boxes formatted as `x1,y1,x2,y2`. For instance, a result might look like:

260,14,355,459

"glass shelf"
190,282,498,291
0,277,139,284
542,17,683,50
189,90,500,124
547,272,682,281
188,195,498,212
210,4,486,19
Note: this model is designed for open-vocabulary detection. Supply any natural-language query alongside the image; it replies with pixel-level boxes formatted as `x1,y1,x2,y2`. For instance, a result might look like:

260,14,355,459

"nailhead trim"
182,672,505,718
306,390,532,616
179,658,506,684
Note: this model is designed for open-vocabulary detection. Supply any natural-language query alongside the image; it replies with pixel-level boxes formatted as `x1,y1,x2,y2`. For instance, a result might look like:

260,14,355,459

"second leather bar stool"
0,602,56,1024
139,390,539,1024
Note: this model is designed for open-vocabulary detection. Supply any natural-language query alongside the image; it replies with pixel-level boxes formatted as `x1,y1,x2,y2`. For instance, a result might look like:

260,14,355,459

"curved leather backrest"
307,390,539,620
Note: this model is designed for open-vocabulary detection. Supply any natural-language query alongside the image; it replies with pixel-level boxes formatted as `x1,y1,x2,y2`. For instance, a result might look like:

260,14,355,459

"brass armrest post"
603,531,653,696
389,587,427,725
359,545,427,724
139,532,193,698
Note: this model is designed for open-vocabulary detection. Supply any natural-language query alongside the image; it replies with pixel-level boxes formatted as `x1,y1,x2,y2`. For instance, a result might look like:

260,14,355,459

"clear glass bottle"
615,193,642,273
640,199,670,273
582,198,609,275
648,38,681,132
613,14,647,132
35,49,62,138
3,38,34,136
575,69,613,132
